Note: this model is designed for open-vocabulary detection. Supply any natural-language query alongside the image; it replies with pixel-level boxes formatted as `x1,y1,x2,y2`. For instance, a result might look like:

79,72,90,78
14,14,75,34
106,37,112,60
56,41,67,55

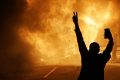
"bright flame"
79,1,112,45
19,0,117,65
84,17,96,26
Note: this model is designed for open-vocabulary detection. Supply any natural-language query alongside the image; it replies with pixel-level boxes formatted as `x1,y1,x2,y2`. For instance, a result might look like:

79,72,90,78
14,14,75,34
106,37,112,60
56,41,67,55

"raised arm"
73,12,88,56
102,28,114,58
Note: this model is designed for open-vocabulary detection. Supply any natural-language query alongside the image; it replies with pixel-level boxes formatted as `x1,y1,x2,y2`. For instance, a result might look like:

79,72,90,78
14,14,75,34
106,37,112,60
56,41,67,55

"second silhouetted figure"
73,12,114,80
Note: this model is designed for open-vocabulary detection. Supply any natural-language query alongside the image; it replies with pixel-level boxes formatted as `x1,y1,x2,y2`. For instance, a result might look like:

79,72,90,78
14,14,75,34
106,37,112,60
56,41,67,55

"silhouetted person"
73,12,114,80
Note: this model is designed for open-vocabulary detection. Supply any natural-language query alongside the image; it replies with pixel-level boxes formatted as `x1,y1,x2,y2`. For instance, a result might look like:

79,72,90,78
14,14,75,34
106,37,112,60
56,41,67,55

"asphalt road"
0,64,120,80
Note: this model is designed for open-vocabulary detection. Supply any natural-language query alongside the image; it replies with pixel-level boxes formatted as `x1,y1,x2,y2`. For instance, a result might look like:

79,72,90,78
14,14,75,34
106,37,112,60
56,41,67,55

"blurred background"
0,0,120,80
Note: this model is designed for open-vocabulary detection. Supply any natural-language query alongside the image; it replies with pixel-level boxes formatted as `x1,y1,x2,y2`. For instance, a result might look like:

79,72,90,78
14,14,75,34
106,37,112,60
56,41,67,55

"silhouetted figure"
73,12,114,80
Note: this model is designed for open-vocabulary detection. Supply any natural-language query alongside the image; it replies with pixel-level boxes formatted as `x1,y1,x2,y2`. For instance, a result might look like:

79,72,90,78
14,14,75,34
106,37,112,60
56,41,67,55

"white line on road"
43,67,57,78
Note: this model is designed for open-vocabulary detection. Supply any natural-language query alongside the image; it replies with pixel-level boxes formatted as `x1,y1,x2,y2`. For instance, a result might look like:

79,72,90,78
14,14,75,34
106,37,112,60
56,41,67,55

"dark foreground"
0,64,120,80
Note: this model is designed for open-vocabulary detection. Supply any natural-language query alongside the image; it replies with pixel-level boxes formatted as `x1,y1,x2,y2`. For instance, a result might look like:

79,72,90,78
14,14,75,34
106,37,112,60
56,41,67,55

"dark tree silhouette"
73,12,114,80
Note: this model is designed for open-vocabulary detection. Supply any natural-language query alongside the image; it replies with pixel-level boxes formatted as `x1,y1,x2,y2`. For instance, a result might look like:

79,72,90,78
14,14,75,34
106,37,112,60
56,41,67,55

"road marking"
43,67,57,78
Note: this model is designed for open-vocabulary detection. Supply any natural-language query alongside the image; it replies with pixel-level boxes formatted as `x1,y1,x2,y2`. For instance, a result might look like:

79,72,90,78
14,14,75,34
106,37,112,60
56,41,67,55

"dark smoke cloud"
0,0,35,79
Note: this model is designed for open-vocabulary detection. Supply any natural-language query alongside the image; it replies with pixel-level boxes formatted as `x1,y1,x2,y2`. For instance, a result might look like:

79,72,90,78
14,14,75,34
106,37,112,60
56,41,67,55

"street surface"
1,63,120,80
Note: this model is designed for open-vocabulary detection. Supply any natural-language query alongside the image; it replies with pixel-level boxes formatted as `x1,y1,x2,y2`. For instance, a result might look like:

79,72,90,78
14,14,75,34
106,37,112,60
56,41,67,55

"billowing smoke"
19,0,120,65
0,0,33,77
19,0,80,65
0,1,120,78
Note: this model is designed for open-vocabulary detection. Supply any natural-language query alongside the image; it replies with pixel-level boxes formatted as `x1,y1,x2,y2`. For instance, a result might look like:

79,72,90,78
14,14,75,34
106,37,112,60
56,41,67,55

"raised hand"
73,12,78,24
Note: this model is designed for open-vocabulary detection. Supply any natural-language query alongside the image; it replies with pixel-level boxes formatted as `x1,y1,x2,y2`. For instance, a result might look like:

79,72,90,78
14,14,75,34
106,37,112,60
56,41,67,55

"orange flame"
19,0,117,65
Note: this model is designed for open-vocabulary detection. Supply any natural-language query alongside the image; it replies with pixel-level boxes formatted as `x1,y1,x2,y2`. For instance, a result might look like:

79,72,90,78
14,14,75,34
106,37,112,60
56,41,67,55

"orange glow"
19,0,118,65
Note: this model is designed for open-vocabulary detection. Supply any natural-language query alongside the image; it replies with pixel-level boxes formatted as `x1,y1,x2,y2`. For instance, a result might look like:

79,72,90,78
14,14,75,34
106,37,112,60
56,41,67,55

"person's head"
89,42,100,55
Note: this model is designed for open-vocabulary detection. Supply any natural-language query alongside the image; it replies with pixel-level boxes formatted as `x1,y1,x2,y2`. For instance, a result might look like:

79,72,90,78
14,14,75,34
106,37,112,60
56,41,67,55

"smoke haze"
0,0,120,77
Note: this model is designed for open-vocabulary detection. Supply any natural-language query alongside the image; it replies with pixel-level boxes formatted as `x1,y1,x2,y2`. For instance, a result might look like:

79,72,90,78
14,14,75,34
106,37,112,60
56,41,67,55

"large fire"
19,0,118,65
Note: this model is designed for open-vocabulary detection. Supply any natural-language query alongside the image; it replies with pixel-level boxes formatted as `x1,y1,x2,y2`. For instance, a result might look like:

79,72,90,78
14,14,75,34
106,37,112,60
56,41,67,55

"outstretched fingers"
73,12,78,16
73,12,75,16
76,12,78,16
